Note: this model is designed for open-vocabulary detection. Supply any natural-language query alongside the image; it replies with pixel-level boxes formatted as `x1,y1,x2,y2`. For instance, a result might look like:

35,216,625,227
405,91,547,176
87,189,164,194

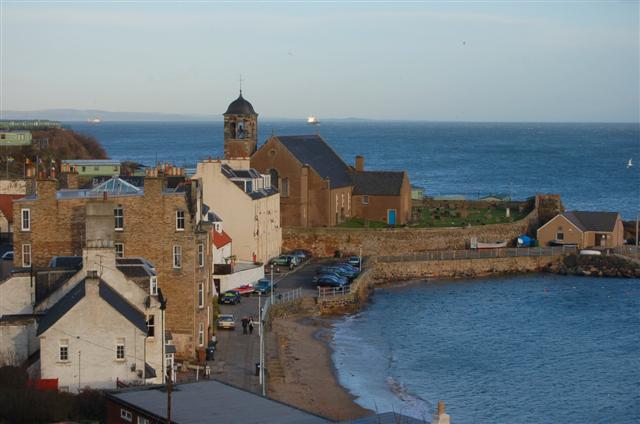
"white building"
194,158,281,264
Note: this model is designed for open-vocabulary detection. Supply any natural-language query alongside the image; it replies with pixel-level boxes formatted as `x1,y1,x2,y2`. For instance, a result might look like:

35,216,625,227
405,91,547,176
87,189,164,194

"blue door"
388,209,396,225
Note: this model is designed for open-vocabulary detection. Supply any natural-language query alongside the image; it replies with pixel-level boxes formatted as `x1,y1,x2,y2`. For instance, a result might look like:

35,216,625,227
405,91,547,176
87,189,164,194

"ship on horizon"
307,115,320,125
87,117,101,124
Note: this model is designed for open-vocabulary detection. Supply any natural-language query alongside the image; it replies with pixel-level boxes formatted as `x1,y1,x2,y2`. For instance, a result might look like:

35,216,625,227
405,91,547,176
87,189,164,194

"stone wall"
284,209,538,257
318,268,375,315
372,255,559,282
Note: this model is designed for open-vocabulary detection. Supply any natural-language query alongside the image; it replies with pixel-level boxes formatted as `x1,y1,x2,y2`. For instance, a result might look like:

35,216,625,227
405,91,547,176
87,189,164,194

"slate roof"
224,92,257,115
275,135,352,188
220,164,278,199
350,171,405,196
563,211,620,232
37,279,147,336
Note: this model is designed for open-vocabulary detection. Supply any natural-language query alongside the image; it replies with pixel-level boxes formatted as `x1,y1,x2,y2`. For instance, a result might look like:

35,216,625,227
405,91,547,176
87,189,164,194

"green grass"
413,207,527,228
338,217,389,228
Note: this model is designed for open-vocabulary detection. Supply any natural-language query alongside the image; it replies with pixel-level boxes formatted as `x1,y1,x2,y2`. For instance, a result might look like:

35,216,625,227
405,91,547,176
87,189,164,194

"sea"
67,120,640,423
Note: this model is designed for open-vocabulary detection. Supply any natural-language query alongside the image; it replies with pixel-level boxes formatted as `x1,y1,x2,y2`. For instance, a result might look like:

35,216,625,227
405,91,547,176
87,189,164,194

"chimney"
85,200,115,248
85,269,100,296
143,175,166,199
36,178,57,200
355,155,364,172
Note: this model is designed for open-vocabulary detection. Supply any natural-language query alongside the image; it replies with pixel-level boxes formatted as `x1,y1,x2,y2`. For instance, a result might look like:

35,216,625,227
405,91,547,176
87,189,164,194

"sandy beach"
268,316,372,422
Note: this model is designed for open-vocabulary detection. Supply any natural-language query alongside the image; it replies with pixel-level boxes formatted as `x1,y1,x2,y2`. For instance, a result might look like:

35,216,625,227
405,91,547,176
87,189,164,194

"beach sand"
268,317,372,422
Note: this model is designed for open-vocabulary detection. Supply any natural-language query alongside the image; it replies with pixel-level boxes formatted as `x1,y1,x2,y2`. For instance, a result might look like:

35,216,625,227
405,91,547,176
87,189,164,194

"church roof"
224,92,257,115
351,171,406,196
275,135,353,189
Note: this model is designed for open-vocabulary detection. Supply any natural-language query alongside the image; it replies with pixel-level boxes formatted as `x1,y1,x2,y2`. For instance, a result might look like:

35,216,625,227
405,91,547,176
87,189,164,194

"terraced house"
12,173,214,359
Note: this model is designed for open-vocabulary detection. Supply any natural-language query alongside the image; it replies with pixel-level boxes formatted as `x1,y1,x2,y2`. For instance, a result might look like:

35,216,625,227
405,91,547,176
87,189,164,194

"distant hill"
1,109,217,122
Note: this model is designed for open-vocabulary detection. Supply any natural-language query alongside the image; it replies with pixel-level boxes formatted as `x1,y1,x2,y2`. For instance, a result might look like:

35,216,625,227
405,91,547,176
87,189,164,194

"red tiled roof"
212,229,232,248
0,194,25,223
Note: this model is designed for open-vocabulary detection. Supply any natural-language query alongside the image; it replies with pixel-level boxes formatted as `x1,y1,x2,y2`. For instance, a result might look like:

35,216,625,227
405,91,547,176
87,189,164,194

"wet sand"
268,317,372,422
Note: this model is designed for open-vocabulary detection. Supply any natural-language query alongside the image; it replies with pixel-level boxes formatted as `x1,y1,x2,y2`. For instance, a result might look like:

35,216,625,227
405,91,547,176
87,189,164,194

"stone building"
223,91,258,159
1,201,173,389
537,211,625,248
12,175,214,359
251,134,354,227
194,158,280,264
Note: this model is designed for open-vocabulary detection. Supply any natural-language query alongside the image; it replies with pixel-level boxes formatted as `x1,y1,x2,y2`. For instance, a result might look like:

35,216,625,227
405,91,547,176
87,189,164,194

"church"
221,91,412,228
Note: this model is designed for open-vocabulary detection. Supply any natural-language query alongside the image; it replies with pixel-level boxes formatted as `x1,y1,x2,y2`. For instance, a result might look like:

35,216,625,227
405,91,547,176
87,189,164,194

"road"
210,258,336,392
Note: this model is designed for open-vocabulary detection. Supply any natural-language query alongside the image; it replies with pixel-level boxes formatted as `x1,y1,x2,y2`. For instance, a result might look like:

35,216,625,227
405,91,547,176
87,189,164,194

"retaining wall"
318,268,376,315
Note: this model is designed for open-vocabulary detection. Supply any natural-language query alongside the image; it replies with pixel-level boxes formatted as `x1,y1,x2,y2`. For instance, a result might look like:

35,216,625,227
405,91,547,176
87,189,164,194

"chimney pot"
355,155,364,172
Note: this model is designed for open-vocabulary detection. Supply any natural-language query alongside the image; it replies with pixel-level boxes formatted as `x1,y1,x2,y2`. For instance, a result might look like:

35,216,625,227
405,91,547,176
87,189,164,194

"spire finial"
239,74,244,96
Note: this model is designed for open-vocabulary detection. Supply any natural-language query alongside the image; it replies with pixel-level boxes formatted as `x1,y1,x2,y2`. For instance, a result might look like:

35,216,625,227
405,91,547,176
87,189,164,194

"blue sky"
1,1,638,122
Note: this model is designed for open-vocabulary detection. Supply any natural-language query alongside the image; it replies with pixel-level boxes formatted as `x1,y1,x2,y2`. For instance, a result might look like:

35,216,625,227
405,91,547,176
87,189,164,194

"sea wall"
283,209,537,257
370,255,558,282
546,253,640,278
318,268,376,315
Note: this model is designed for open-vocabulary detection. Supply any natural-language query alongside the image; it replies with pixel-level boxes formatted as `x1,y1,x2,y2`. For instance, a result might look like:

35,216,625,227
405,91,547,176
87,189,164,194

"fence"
378,246,578,263
273,287,303,305
614,246,640,255
318,285,352,299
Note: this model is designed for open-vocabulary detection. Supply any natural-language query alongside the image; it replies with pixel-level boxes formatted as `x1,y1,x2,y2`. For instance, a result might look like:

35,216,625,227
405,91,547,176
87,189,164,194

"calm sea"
68,120,640,422
67,120,640,219
332,275,640,423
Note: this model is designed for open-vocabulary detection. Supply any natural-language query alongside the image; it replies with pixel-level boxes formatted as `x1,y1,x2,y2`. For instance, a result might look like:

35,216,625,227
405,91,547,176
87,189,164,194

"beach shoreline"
267,316,373,422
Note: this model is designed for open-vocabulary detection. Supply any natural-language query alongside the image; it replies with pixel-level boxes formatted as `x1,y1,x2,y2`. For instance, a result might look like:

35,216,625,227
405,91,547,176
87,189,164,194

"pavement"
209,258,335,393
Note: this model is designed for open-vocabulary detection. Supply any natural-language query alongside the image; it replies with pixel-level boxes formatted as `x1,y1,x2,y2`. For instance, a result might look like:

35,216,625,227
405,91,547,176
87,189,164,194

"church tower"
223,91,258,159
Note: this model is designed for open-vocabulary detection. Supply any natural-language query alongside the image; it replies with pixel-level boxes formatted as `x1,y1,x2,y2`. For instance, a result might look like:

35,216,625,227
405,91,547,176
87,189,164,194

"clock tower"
223,91,258,159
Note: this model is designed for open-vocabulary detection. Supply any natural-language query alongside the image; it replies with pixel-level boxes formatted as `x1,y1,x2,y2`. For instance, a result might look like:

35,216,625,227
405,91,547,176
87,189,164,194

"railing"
318,285,352,299
273,287,303,305
378,246,578,263
614,246,640,255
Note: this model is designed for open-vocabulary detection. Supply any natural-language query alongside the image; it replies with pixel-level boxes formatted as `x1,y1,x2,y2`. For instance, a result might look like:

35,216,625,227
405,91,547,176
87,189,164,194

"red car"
233,284,255,296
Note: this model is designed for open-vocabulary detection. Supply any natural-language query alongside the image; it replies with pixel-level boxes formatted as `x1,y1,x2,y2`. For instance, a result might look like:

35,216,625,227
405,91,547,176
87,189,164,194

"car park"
319,265,357,280
216,314,236,330
218,290,241,305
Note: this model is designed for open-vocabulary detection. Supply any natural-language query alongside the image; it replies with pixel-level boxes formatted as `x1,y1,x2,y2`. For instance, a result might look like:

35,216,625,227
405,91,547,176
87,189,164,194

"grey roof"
564,211,619,232
107,380,328,424
351,171,405,196
208,211,222,223
117,257,156,269
37,280,86,336
117,264,156,279
276,135,352,188
248,186,278,200
220,164,278,199
165,345,177,354
37,279,147,336
145,363,157,379
224,92,257,115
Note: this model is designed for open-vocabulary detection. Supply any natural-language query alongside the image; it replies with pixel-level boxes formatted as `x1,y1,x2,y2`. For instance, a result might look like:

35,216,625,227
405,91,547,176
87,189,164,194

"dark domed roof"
224,91,257,115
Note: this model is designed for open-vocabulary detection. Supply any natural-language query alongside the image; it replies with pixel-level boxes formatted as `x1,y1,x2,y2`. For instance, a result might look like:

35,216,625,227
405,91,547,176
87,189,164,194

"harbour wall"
283,209,538,257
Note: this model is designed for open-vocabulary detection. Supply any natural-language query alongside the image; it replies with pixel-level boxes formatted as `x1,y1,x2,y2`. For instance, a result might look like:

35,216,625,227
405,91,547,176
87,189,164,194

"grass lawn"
413,207,527,227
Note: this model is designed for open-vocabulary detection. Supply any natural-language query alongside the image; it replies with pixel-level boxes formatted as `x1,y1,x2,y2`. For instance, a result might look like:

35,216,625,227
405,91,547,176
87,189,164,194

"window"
116,338,125,360
362,195,369,205
281,178,289,197
120,409,133,422
21,208,30,231
269,169,279,189
348,192,351,211
176,210,185,231
82,166,86,172
138,418,150,424
114,207,124,231
22,244,31,267
150,276,158,296
59,339,69,362
557,226,564,241
198,322,205,346
147,315,155,338
341,194,345,207
198,283,204,308
59,386,69,392
115,243,124,258
173,245,182,268
198,243,205,268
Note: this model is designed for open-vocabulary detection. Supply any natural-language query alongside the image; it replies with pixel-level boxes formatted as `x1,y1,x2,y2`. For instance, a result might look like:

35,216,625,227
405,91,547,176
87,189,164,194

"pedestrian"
248,316,254,335
241,316,248,335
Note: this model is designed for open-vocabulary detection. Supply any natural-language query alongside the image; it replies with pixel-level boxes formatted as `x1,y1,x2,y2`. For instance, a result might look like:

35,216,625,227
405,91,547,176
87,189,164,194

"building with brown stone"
12,175,214,359
537,211,624,248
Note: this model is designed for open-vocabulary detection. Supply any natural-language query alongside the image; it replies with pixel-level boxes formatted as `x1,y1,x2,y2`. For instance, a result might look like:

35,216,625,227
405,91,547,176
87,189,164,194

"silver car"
216,314,236,330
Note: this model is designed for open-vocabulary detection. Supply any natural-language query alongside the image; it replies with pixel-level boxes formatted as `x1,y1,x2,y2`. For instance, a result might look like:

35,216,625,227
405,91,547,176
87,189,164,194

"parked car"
1,251,13,260
313,272,346,284
216,314,236,330
290,249,311,262
254,278,273,294
316,274,348,288
347,256,361,268
319,265,358,280
270,255,297,269
234,284,255,296
218,290,241,305
336,263,360,274
265,263,281,273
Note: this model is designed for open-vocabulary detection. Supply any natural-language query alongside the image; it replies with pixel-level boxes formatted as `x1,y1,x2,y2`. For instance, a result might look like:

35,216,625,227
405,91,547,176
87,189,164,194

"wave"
385,376,433,418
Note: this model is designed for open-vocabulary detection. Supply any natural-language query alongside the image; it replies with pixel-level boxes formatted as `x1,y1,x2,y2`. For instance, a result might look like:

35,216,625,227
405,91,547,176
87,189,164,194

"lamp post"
270,264,274,305
258,292,263,387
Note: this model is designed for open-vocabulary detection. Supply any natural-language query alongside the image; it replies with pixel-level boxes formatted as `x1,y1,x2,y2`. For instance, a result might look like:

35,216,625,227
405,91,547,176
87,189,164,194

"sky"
1,1,639,122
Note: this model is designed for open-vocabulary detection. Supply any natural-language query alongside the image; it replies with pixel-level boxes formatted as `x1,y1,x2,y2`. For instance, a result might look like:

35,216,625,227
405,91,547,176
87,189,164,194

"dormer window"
150,276,158,295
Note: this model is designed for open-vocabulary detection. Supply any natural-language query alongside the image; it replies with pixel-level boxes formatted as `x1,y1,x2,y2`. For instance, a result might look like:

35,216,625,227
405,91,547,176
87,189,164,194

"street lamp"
270,264,274,305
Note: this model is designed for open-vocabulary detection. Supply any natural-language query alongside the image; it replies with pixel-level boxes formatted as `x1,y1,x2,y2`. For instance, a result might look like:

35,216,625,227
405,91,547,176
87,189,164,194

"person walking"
241,316,249,335
248,316,254,335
